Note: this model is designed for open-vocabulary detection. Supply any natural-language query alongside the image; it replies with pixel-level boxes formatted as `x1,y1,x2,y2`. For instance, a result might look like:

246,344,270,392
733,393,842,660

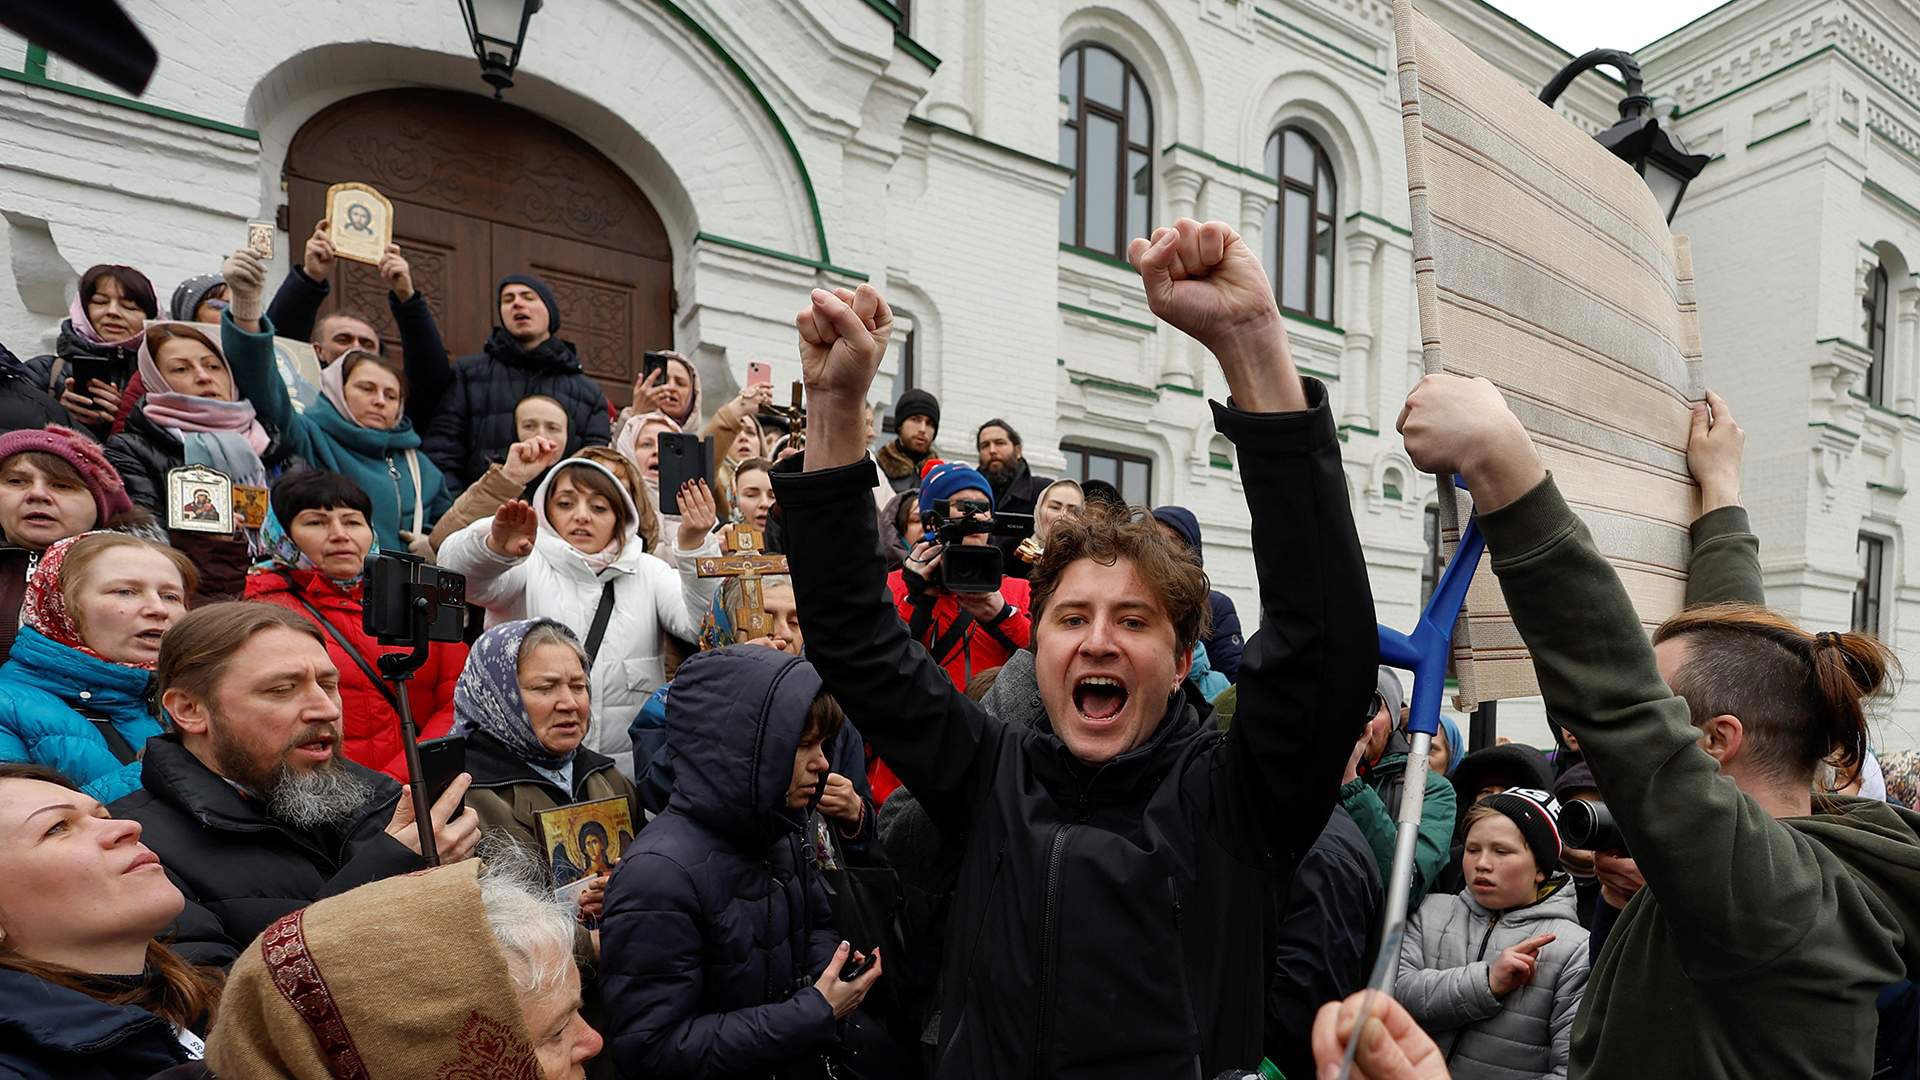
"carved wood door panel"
286,179,490,368
284,89,673,405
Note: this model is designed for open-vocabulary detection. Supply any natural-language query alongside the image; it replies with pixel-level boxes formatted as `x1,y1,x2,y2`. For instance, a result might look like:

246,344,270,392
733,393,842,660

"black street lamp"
1540,49,1709,223
458,0,542,99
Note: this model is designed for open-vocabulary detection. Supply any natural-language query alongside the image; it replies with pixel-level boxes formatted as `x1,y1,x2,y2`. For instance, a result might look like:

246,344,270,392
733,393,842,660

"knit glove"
221,248,267,323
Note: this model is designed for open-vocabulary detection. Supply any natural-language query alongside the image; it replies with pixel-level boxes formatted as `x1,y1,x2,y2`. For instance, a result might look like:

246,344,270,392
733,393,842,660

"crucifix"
696,526,790,641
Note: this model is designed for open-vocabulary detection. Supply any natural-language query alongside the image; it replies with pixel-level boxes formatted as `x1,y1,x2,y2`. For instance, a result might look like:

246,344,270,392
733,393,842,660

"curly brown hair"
1028,501,1212,655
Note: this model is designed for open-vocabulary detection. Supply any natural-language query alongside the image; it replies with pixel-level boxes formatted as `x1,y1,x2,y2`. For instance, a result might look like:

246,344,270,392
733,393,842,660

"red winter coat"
875,568,1032,804
244,568,464,781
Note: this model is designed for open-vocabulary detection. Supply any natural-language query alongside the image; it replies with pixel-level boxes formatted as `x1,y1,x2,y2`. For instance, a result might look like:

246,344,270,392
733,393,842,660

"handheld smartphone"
64,356,118,392
746,360,772,388
656,432,712,516
838,948,877,982
641,350,671,386
415,733,466,817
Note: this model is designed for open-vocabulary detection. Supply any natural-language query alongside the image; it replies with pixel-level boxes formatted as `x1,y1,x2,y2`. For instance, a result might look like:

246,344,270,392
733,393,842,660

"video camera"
1559,799,1624,852
363,550,476,645
926,498,1033,594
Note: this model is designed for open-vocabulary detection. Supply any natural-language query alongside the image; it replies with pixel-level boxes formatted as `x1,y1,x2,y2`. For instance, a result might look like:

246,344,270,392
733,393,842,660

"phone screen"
416,734,466,816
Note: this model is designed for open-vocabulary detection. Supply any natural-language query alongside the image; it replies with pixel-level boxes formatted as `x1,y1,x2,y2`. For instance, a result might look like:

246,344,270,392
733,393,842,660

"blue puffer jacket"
600,646,842,1079
0,627,164,803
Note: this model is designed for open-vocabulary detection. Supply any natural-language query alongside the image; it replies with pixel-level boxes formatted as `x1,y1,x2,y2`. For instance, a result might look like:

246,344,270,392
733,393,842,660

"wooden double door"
285,89,672,406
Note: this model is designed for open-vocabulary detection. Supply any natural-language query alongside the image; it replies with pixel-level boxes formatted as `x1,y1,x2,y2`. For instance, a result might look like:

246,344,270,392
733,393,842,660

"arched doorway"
284,89,672,405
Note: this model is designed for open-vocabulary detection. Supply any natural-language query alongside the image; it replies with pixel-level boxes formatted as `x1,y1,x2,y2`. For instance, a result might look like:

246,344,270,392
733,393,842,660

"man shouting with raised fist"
771,219,1377,1078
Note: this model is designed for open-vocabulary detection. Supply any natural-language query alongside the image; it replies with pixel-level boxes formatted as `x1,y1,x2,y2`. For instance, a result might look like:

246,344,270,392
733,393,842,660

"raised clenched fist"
796,284,892,407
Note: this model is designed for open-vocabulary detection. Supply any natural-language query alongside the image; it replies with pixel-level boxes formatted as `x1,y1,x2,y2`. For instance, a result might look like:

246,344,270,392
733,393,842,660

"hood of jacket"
1150,506,1204,565
1,625,154,709
481,325,583,375
1794,797,1920,971
880,487,918,552
664,646,823,843
528,457,646,578
55,319,140,377
1458,874,1580,926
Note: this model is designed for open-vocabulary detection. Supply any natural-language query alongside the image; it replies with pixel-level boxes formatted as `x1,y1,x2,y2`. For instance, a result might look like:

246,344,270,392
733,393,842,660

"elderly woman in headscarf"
204,858,603,1079
458,619,641,919
24,264,159,437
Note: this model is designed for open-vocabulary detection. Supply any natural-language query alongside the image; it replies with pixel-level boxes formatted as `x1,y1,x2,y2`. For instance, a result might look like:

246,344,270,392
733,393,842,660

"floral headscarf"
259,508,374,591
454,619,581,770
22,532,155,669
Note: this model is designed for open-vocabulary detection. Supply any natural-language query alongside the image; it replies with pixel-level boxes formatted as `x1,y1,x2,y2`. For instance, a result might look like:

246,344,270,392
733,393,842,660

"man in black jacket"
421,274,612,489
264,217,455,425
977,418,1051,580
110,602,479,967
774,218,1377,1078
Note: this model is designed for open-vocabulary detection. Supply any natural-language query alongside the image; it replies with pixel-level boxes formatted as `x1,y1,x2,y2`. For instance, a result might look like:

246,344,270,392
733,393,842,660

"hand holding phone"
416,733,467,817
656,432,713,516
747,360,772,388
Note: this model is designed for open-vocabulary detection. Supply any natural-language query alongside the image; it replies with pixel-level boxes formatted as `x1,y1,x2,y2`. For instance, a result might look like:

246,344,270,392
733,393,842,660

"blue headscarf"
1436,715,1463,775
258,507,377,591
455,618,582,770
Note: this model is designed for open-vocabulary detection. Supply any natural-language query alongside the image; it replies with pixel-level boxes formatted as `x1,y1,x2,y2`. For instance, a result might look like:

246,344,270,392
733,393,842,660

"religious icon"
537,796,633,921
232,485,269,531
246,221,274,261
271,335,324,414
165,465,233,534
324,182,394,265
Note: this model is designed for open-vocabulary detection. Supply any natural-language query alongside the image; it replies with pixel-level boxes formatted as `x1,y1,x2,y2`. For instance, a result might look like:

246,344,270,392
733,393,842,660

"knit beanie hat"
169,273,226,322
1375,666,1405,722
1481,786,1564,874
498,273,562,334
0,425,135,524
919,460,992,515
895,388,940,433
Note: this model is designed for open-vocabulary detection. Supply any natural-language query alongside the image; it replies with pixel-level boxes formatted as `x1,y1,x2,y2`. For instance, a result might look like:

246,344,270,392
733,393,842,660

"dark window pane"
1128,149,1150,249
1085,46,1123,109
1421,505,1441,604
1282,190,1310,313
1868,265,1889,405
1089,453,1119,487
1059,123,1078,242
1121,460,1149,505
1128,75,1151,144
1060,50,1079,111
1264,199,1281,294
1855,534,1885,636
1063,448,1083,481
1283,129,1313,183
1314,217,1335,322
1084,113,1120,254
1317,161,1336,214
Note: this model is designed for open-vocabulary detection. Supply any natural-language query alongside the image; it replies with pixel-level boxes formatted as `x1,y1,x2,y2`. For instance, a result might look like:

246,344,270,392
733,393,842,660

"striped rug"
1394,0,1704,707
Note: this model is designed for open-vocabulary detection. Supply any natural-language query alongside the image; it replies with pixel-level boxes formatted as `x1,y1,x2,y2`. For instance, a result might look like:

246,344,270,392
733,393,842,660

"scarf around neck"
261,510,371,591
454,618,580,771
66,292,143,351
136,319,270,480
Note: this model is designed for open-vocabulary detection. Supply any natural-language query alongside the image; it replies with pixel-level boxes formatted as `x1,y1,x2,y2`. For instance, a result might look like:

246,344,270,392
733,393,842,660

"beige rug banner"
1394,0,1704,707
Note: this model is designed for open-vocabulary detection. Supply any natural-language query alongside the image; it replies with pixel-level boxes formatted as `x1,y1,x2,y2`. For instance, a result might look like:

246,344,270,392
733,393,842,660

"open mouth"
134,628,166,647
292,732,336,763
1072,675,1129,722
21,511,58,527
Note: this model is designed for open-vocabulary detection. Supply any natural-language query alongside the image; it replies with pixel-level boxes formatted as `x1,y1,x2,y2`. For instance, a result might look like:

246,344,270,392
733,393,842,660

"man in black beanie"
876,387,941,493
420,273,612,489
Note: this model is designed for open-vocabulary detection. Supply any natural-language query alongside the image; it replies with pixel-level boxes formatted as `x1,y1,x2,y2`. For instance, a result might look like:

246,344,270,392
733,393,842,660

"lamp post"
1540,49,1709,222
457,0,542,99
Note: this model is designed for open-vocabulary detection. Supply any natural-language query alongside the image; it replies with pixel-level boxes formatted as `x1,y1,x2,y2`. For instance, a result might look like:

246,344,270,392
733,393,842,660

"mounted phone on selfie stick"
363,550,474,866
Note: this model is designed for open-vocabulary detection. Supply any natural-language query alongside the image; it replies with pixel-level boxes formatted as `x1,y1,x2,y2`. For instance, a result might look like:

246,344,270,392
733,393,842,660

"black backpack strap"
583,579,619,664
281,572,401,711
925,608,976,666
73,705,140,765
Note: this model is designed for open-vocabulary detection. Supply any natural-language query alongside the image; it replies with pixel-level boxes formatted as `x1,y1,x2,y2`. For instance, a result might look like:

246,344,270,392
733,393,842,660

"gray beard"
264,760,373,831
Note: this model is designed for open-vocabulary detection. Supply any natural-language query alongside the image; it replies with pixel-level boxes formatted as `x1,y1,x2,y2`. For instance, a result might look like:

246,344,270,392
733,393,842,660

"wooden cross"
696,526,790,641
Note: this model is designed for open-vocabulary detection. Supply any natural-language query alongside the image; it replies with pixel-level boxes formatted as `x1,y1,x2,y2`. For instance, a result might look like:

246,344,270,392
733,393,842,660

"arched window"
1263,126,1337,322
1865,261,1889,406
1059,44,1152,259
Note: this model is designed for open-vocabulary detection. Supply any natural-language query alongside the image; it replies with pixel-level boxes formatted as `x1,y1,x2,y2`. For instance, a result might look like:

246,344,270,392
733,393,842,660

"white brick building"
0,0,1913,748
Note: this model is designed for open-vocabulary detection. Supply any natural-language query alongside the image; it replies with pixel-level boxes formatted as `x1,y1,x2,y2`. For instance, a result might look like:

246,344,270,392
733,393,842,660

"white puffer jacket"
439,459,719,778
1395,878,1590,1080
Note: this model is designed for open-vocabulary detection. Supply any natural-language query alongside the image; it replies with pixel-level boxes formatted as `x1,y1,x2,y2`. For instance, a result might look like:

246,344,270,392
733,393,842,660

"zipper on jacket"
1445,911,1503,1068
1031,823,1074,1075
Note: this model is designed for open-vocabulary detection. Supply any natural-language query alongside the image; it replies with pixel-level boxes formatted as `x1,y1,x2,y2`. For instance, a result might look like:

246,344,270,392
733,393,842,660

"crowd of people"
0,213,1915,1080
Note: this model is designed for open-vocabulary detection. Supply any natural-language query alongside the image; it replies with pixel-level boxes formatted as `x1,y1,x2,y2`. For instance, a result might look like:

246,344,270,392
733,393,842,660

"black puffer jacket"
0,965,192,1079
108,734,423,969
23,322,139,438
421,328,611,489
101,406,299,601
600,646,843,1078
0,346,72,431
774,379,1377,1078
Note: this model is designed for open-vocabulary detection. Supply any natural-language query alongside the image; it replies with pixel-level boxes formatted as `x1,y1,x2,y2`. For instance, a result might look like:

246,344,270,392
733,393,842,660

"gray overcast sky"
1490,1,1731,54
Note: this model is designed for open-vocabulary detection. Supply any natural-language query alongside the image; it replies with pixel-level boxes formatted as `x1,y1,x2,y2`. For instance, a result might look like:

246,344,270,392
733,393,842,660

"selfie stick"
1371,476,1484,993
379,598,439,866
